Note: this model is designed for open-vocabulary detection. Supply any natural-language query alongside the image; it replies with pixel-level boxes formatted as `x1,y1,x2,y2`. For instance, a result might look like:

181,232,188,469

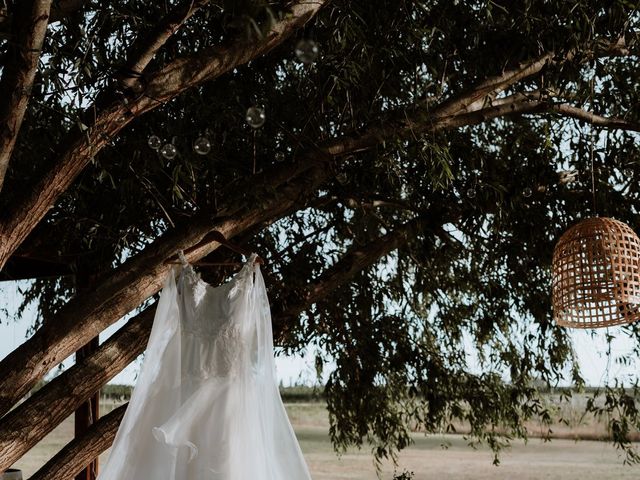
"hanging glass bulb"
246,106,266,129
523,187,533,198
295,39,319,64
193,136,211,155
148,135,162,150
336,173,348,184
160,143,177,160
275,152,285,163
466,187,476,199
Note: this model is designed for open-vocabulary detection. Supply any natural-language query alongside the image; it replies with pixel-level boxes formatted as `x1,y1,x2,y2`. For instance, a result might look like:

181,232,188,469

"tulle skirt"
150,372,309,479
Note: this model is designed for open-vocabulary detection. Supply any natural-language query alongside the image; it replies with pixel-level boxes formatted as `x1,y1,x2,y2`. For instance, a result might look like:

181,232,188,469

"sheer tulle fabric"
97,254,311,479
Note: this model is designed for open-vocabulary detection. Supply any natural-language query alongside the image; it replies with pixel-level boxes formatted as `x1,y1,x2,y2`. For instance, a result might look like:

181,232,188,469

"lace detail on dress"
181,321,244,378
179,265,207,304
179,252,257,300
213,313,241,376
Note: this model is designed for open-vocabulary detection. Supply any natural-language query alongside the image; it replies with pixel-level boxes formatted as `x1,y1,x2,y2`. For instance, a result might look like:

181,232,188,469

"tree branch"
433,53,556,117
30,403,127,480
316,81,640,163
116,0,211,92
132,0,326,111
273,215,428,342
0,0,82,36
546,103,640,132
452,92,640,132
431,35,638,118
0,0,53,192
0,306,155,470
0,0,327,271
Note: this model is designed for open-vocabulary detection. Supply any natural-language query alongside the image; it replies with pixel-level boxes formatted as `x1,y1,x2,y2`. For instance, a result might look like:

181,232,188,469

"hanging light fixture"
551,58,640,328
552,216,640,328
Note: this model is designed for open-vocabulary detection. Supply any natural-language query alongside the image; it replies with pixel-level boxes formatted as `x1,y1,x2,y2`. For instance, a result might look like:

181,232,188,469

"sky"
1,277,639,388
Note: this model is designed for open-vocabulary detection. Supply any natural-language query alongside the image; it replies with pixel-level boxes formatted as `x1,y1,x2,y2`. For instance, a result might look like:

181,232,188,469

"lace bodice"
176,252,258,380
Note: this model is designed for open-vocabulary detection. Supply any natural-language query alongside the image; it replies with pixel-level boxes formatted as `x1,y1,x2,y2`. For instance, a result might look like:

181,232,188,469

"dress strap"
247,252,259,266
177,249,189,267
176,250,193,296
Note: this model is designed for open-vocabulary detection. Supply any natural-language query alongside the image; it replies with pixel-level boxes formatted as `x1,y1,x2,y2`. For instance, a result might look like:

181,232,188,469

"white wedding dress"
97,252,312,479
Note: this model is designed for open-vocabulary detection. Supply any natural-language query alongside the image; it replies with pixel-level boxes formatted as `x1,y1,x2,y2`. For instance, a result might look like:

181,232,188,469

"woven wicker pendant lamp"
552,217,640,328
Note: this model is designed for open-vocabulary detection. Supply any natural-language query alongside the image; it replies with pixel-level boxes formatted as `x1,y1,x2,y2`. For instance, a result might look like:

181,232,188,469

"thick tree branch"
318,82,640,162
0,0,81,36
0,306,155,470
31,403,127,480
0,0,53,192
132,0,325,111
117,0,211,92
0,0,326,271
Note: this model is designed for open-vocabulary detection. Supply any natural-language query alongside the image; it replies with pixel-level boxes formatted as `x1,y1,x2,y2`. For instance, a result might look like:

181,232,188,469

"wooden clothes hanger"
165,231,265,267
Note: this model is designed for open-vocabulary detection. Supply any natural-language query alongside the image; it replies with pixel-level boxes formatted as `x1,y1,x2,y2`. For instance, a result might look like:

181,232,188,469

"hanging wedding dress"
97,252,312,479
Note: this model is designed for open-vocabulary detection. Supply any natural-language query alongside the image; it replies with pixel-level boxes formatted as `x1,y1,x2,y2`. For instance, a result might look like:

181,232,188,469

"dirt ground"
10,402,640,479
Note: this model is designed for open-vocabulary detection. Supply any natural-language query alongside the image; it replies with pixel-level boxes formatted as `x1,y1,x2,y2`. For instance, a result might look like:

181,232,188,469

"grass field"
10,401,640,479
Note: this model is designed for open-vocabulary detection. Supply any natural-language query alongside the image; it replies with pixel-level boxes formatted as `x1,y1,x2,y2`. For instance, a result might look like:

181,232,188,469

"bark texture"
30,403,128,480
0,0,52,192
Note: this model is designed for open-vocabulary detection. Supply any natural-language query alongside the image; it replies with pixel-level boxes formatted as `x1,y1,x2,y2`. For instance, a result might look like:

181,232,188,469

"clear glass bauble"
193,136,211,155
160,143,178,160
523,187,533,198
246,106,266,129
148,135,162,150
295,39,319,64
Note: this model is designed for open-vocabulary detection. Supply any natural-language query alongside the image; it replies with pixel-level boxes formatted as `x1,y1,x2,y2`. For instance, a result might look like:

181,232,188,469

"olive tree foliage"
1,0,640,470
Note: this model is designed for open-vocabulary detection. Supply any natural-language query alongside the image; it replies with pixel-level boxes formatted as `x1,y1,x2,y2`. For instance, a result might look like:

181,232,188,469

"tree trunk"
73,271,100,480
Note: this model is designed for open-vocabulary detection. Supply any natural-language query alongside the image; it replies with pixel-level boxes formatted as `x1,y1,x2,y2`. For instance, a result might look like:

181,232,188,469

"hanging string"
252,129,257,174
589,60,597,216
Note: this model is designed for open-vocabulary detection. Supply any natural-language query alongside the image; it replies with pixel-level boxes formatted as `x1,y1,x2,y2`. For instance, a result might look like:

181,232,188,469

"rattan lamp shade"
552,217,640,328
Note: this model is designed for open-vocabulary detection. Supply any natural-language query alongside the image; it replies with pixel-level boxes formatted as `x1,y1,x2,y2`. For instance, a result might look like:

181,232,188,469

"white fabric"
97,253,312,479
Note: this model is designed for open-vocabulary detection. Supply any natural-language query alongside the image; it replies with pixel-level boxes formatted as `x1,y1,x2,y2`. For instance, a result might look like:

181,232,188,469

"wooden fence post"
74,271,100,480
